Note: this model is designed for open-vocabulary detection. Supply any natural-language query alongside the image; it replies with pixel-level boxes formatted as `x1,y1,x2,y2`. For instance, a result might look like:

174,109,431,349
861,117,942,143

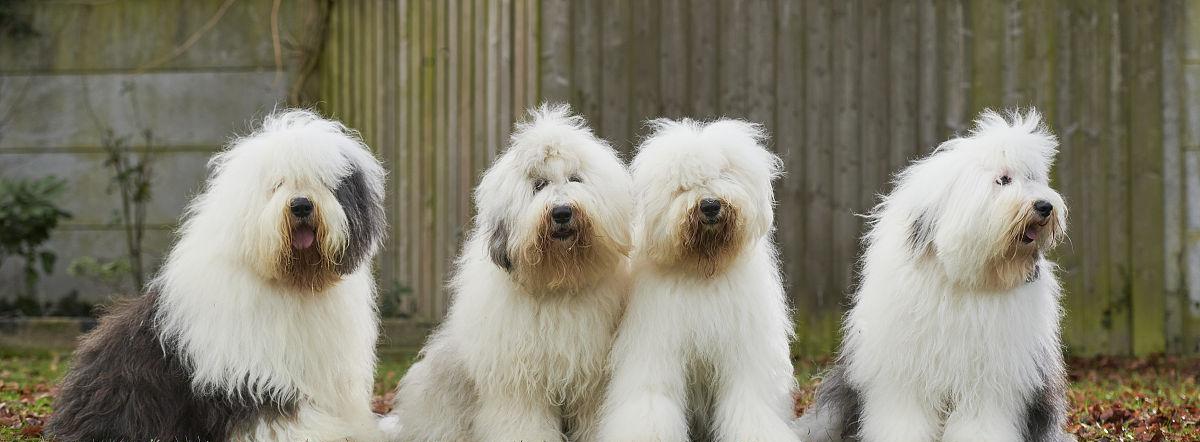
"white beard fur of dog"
596,119,799,442
793,109,1075,442
382,104,634,442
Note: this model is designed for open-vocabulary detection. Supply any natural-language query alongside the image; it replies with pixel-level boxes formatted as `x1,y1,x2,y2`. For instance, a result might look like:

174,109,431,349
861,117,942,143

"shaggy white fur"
383,104,634,442
596,119,798,442
794,109,1075,442
153,110,387,441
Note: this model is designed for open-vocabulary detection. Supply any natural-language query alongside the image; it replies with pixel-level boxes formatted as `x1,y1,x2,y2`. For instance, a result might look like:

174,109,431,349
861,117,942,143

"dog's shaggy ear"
488,220,513,272
909,210,935,255
335,164,387,274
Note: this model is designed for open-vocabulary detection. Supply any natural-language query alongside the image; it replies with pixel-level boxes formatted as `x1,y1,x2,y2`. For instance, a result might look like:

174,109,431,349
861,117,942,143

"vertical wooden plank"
418,0,435,318
600,0,631,152
499,0,513,158
831,0,861,325
801,0,838,354
459,0,475,234
689,0,720,119
917,0,940,152
513,0,527,116
540,0,571,102
969,0,1003,114
1161,0,1187,353
888,0,918,172
940,0,969,136
1019,0,1058,119
630,0,661,140
1124,0,1166,355
1107,0,1132,354
1184,0,1200,354
398,0,414,309
659,0,688,119
524,0,538,110
860,0,888,211
719,0,749,117
474,0,488,180
486,0,501,162
1002,0,1021,108
573,0,602,129
1057,0,1088,354
747,0,775,128
775,0,805,310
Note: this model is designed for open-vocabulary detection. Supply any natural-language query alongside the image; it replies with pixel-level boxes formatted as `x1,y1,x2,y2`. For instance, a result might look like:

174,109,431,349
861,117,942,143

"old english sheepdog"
381,104,633,442
596,119,798,442
794,110,1074,442
48,110,387,442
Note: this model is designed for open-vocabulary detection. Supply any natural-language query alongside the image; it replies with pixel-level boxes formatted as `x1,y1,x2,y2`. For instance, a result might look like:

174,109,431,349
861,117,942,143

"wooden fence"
319,0,1198,356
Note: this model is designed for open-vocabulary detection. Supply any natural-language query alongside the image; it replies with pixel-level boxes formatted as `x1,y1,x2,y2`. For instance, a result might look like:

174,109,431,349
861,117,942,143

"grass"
0,349,1195,441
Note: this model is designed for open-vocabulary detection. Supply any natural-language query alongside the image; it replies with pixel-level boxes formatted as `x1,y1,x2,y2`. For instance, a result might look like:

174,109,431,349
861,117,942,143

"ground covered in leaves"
0,349,1195,441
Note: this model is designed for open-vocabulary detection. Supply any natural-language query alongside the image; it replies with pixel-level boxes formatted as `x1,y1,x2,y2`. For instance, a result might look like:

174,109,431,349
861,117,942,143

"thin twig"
289,0,332,106
271,0,283,87
135,0,239,73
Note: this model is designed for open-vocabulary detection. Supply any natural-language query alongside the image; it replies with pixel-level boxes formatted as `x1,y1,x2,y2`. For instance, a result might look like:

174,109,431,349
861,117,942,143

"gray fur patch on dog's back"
792,365,862,442
47,292,297,442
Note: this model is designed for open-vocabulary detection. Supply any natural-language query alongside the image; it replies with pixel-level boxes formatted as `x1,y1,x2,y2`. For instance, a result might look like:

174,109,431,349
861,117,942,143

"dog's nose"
290,197,314,218
1033,200,1053,217
699,198,722,218
551,205,573,224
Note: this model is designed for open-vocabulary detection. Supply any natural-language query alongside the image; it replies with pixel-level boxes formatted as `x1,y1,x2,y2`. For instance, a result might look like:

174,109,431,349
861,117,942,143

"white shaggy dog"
48,110,387,442
596,119,798,442
382,105,633,442
794,110,1074,442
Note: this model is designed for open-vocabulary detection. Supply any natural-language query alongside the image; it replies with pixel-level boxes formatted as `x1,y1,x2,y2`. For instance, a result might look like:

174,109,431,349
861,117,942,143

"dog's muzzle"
549,205,576,240
290,197,317,250
1021,200,1054,244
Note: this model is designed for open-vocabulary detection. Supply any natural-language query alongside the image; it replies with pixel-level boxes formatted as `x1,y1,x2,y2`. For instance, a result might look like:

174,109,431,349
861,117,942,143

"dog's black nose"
1033,200,1053,217
551,205,573,224
290,197,314,218
699,198,722,218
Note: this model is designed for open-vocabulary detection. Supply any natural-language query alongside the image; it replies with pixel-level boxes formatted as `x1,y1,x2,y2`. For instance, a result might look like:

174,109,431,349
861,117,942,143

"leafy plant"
67,256,133,295
378,280,414,318
0,176,71,298
100,127,154,291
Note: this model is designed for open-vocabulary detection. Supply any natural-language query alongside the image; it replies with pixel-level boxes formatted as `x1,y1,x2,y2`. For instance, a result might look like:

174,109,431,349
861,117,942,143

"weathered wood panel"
320,0,1198,356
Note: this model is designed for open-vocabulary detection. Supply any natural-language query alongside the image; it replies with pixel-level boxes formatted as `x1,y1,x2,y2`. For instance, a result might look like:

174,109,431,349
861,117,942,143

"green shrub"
0,176,71,298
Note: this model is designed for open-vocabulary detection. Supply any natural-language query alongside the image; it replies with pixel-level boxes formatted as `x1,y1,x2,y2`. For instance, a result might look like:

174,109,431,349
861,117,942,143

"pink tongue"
1024,226,1039,242
292,226,316,250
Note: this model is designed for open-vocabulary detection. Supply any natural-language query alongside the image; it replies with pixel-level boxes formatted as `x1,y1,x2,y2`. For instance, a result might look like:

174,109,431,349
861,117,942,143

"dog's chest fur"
846,262,1061,401
451,261,626,403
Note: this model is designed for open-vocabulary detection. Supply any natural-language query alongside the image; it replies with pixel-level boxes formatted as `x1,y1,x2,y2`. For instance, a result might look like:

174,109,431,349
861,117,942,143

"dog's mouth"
550,227,577,240
291,224,316,250
1019,221,1048,244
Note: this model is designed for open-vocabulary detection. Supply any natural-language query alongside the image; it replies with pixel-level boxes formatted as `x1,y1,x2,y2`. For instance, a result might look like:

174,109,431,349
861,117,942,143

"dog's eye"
996,175,1012,186
568,174,583,183
533,179,549,192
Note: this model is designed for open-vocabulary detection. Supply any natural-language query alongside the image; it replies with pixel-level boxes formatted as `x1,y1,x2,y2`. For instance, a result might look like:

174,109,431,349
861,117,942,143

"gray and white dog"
48,110,387,442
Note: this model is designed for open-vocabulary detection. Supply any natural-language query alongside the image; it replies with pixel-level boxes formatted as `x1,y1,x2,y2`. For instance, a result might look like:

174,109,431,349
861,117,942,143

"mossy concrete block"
0,0,314,73
0,71,288,150
0,151,211,226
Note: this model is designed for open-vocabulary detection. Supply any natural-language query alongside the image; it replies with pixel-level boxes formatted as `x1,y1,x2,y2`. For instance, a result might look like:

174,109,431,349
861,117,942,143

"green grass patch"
0,349,1194,441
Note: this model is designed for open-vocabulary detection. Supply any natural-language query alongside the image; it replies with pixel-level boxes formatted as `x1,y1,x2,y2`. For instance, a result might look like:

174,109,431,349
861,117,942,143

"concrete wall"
0,0,321,303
